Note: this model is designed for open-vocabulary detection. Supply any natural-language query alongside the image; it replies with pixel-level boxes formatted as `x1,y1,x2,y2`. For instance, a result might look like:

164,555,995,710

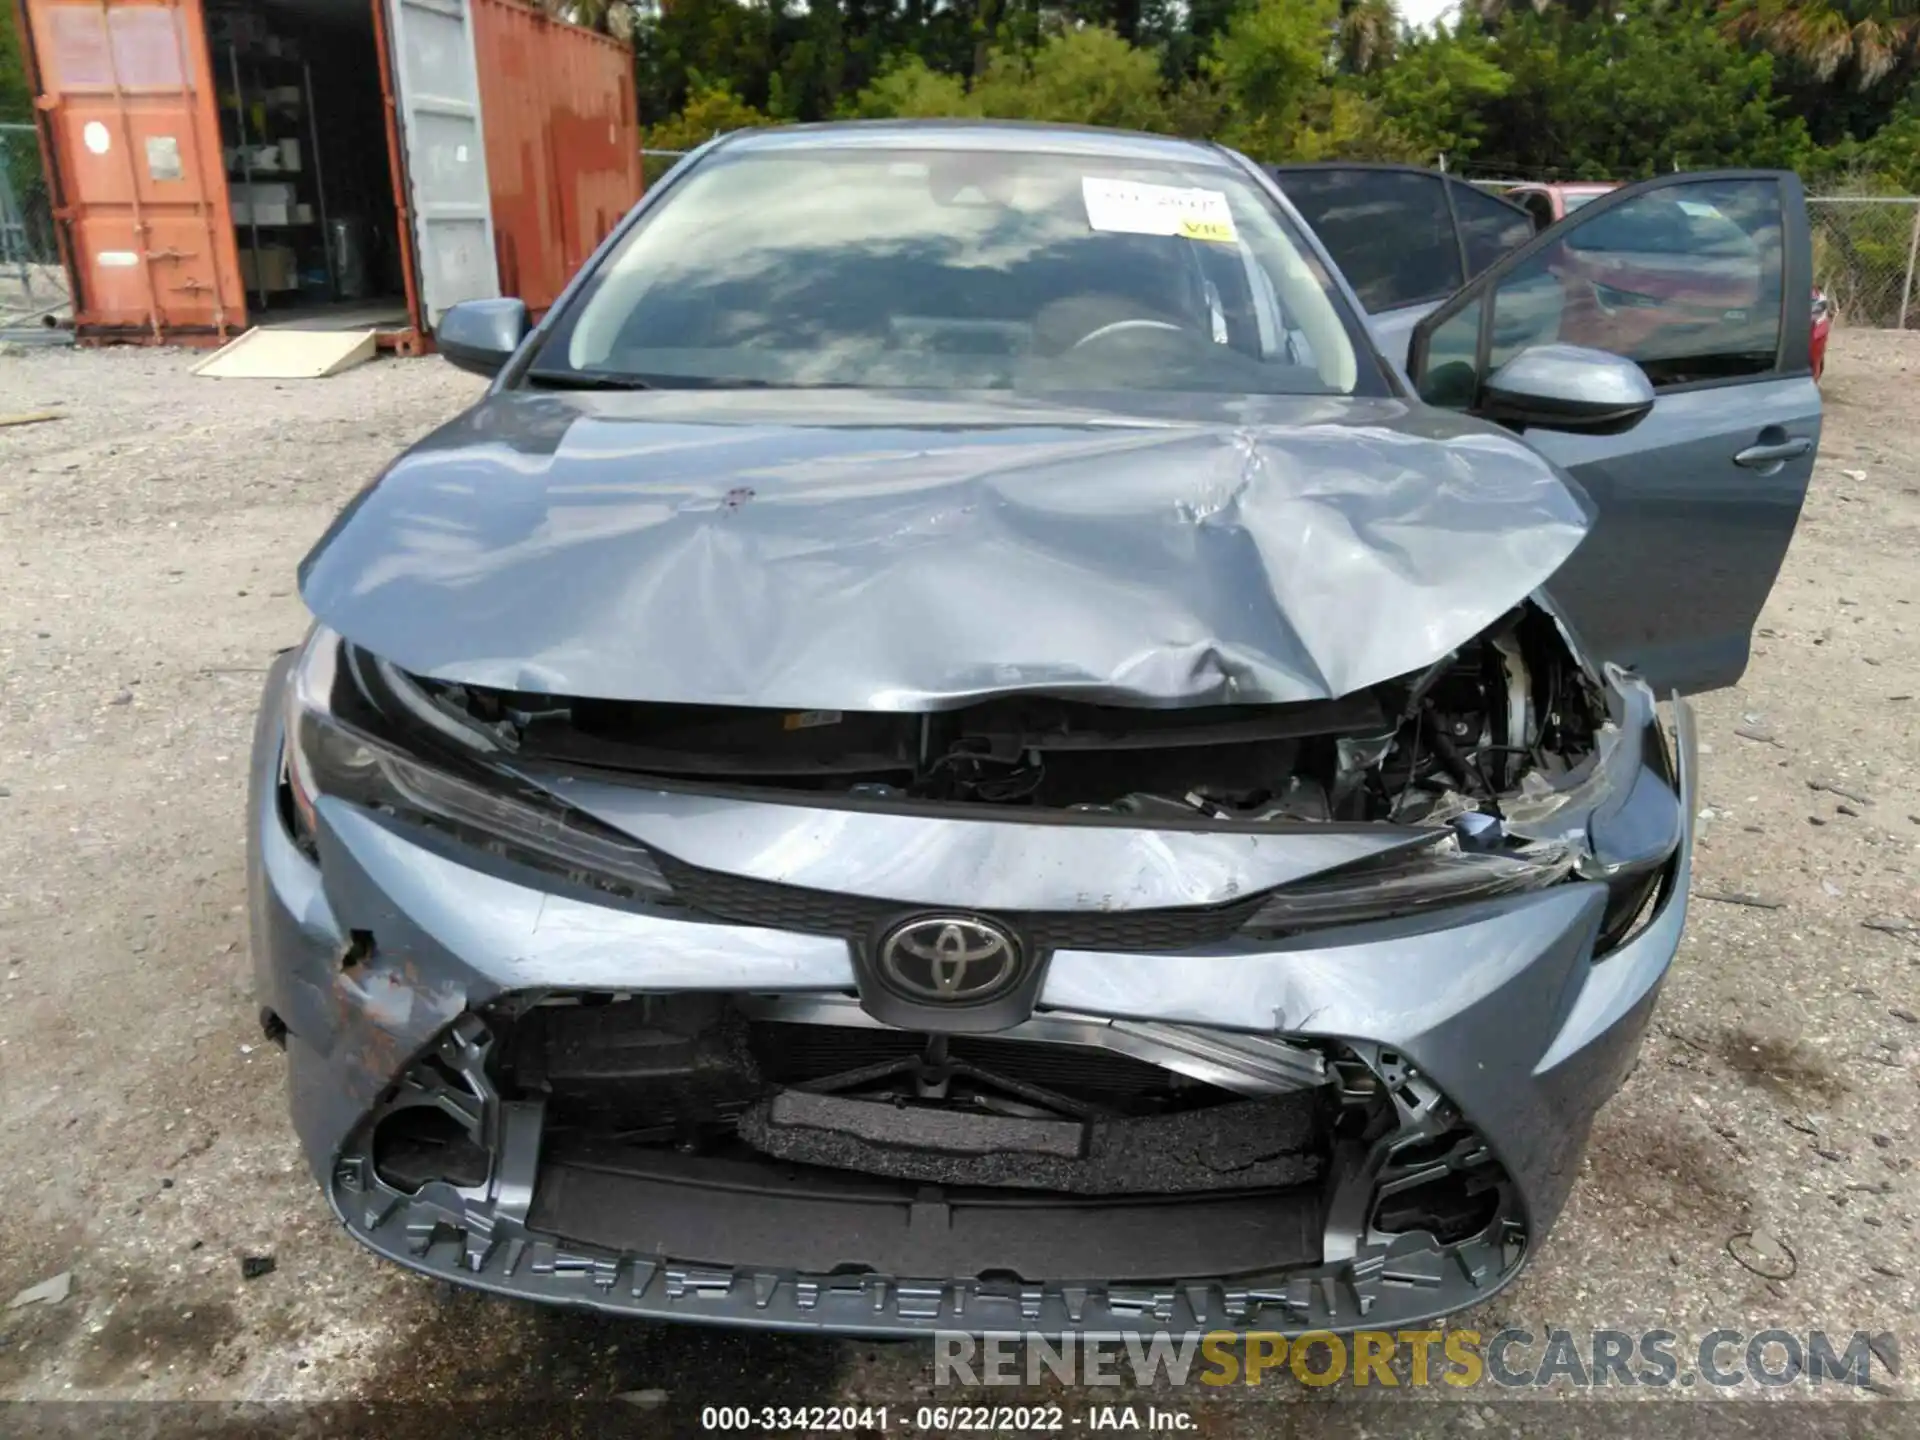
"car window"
1450,181,1535,276
530,148,1377,397
1416,177,1784,401
1273,168,1463,313
1418,294,1483,410
1568,196,1758,259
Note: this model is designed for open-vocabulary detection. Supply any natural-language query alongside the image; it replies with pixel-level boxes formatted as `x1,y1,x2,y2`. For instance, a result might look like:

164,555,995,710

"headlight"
1244,832,1573,934
281,628,674,901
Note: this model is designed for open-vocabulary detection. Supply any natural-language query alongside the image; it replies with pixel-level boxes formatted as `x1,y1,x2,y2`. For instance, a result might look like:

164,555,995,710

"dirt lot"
0,332,1915,1430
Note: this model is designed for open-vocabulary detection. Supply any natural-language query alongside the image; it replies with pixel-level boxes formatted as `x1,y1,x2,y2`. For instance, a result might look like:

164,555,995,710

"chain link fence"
1,121,72,329
1807,195,1920,331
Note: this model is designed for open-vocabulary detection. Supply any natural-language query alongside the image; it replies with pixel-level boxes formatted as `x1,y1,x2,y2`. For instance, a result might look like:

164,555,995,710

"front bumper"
247,656,1697,1337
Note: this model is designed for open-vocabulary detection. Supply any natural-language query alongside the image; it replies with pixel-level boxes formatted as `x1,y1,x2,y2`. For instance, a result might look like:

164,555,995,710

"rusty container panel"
17,0,245,338
468,0,639,316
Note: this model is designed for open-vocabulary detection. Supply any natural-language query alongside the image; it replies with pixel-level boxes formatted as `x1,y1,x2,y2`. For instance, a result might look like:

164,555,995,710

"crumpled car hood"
298,388,1592,711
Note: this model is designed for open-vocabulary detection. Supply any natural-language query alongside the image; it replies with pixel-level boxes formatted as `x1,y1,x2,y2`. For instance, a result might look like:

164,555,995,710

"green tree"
1337,0,1400,75
1809,88,1920,184
1728,0,1920,88
1853,97,1920,183
2,9,33,124
625,0,1920,198
632,0,779,124
1205,0,1342,156
1476,1,1810,177
848,27,1170,128
844,54,977,117
970,26,1171,129
1366,24,1512,160
642,85,772,152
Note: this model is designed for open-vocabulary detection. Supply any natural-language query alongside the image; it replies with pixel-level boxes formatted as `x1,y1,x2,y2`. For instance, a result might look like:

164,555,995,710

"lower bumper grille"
327,995,1527,1335
529,1142,1326,1283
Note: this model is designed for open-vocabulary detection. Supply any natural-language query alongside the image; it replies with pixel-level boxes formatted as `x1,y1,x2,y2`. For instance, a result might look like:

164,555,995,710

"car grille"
652,851,1269,953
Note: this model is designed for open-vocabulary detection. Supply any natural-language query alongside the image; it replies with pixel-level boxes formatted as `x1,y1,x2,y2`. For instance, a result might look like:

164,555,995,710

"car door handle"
1733,437,1812,468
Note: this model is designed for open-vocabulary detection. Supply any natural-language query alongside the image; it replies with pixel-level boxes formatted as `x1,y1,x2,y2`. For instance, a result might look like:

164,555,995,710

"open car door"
1407,171,1819,696
1269,165,1534,372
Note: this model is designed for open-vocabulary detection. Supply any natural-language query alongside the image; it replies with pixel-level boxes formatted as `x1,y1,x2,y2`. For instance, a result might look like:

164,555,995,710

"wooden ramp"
193,327,377,380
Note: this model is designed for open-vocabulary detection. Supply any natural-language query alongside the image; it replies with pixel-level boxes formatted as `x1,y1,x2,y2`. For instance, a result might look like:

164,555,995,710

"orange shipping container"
12,0,247,339
471,0,640,317
11,0,641,345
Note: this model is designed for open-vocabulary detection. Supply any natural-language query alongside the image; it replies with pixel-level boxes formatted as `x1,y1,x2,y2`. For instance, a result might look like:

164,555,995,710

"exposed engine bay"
396,603,1605,830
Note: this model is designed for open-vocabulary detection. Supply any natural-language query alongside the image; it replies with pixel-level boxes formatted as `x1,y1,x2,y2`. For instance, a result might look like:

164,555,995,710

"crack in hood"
298,389,1593,710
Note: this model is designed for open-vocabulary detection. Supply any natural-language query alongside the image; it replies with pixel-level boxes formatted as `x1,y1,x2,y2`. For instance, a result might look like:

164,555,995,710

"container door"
20,0,243,336
382,0,499,328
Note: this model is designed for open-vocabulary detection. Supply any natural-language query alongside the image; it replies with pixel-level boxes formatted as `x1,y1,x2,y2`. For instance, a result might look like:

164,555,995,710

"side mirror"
1480,344,1654,435
437,298,530,378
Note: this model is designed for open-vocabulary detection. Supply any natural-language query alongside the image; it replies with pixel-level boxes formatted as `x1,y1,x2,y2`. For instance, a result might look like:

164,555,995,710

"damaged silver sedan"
248,123,1820,1335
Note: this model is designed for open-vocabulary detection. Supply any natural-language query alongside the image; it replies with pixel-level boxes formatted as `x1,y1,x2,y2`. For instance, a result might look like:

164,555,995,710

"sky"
1400,0,1462,29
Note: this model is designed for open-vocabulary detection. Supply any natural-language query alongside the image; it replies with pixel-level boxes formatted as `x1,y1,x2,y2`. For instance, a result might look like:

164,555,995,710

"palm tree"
1462,0,1560,20
1338,0,1401,73
1727,0,1920,87
539,0,620,34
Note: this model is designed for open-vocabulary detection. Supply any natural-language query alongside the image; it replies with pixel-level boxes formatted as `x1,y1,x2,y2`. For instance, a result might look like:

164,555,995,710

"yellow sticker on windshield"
1084,177,1239,244
1177,216,1236,243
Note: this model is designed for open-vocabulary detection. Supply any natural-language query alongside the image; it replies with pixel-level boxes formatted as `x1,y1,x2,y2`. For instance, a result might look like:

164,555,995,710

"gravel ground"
0,333,1915,1432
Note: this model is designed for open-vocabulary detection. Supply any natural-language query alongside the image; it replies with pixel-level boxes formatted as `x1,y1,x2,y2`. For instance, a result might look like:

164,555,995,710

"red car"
1810,284,1833,380
1507,182,1830,380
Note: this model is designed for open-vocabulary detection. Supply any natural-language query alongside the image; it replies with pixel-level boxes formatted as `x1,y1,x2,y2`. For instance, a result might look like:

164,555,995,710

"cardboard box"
231,181,295,208
238,244,299,292
231,181,296,227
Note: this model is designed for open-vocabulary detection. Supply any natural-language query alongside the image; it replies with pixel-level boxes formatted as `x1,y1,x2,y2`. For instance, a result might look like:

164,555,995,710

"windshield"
530,146,1376,397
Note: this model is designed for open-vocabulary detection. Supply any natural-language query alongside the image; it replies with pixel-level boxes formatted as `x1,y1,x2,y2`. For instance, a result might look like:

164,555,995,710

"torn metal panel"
296,388,1592,711
735,995,1329,1095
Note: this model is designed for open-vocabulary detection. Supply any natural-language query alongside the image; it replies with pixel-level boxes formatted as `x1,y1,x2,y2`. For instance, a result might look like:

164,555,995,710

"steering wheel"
1069,318,1185,350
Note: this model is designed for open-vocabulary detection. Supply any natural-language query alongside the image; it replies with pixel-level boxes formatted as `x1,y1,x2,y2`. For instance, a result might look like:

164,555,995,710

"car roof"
711,120,1238,169
1268,161,1474,176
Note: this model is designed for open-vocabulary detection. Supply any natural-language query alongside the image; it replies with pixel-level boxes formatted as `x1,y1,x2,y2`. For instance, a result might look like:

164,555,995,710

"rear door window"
1450,181,1535,275
1273,167,1462,313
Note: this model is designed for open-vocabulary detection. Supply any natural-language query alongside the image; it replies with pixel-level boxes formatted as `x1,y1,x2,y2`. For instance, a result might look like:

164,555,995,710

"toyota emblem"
877,915,1022,1003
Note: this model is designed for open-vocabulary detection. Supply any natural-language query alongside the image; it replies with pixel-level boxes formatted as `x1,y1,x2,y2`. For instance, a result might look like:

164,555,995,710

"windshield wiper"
525,369,655,391
526,370,872,392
